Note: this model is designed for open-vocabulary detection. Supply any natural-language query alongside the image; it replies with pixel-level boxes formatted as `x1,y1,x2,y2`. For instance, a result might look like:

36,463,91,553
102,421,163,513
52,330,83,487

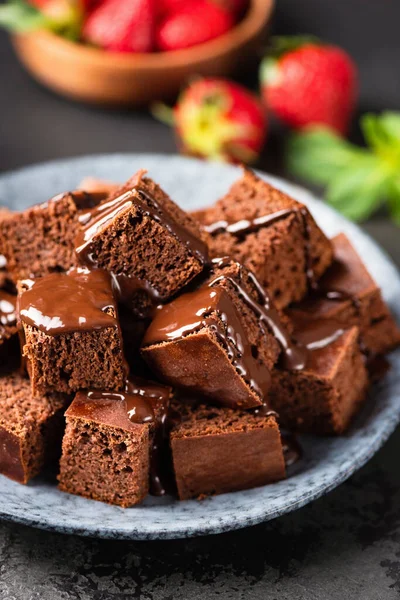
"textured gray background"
1,0,400,596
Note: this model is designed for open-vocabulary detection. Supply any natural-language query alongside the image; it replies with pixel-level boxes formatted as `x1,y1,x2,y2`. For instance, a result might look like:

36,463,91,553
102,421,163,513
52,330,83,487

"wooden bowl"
12,0,274,108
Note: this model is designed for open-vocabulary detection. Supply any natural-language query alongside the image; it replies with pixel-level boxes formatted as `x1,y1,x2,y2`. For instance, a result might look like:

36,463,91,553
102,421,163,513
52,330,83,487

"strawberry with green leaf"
154,78,267,164
0,0,83,39
260,36,358,135
286,112,400,223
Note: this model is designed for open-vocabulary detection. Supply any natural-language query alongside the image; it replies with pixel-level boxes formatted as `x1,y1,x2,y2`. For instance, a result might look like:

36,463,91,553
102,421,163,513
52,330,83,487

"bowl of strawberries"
2,0,274,106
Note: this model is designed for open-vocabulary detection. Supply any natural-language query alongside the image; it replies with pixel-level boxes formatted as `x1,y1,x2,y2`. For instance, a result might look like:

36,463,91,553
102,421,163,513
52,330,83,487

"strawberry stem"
151,103,175,127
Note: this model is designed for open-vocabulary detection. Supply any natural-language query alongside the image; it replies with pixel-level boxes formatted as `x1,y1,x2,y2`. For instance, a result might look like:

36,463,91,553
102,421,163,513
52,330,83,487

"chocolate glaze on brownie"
19,269,118,334
76,188,209,279
144,258,306,380
145,285,273,400
205,204,320,291
60,378,172,504
74,378,171,495
73,172,209,314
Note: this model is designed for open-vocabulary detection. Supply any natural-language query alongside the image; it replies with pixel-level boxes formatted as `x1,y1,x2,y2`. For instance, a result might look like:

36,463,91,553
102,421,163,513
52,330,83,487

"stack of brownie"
0,167,398,506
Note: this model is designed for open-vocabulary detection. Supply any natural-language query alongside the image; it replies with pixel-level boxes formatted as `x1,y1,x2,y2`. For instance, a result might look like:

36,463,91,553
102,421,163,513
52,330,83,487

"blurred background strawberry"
260,36,358,135
82,0,155,52
154,78,267,163
1,0,400,227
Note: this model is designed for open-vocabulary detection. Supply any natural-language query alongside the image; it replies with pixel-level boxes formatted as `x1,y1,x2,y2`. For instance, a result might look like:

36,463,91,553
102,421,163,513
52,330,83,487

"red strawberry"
154,78,267,163
82,0,155,53
260,37,358,135
156,0,189,20
156,1,234,52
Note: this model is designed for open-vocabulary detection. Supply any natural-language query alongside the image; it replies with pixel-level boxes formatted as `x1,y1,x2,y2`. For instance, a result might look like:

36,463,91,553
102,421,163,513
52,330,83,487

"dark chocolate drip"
111,272,163,316
75,187,209,268
86,378,171,496
204,209,294,238
281,433,302,467
252,402,278,418
291,316,347,352
209,260,307,371
19,268,119,335
204,205,318,292
144,285,273,400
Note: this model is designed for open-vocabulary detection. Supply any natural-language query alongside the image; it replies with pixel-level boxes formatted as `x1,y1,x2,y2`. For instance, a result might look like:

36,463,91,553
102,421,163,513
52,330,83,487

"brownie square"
289,233,400,356
0,190,107,280
58,379,171,507
19,268,127,396
0,372,68,483
75,170,209,316
270,321,369,435
195,169,333,309
142,260,286,409
170,400,286,500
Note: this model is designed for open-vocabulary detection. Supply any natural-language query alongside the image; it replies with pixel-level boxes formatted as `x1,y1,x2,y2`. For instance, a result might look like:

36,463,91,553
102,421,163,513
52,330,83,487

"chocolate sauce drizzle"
75,187,209,270
144,284,274,400
144,258,308,405
281,433,302,467
85,378,172,496
204,209,294,238
204,205,318,291
19,268,118,334
209,259,307,371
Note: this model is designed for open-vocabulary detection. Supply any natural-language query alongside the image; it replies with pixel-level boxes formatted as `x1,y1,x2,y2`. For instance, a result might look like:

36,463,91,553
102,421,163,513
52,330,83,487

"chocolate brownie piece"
0,190,108,280
19,268,127,396
142,259,303,409
196,169,333,309
170,400,286,500
0,372,68,483
270,317,369,435
58,378,171,507
289,233,400,356
75,170,209,316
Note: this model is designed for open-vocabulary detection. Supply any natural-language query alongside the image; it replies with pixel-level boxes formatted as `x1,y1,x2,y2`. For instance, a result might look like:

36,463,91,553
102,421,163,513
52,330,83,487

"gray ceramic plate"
0,154,399,540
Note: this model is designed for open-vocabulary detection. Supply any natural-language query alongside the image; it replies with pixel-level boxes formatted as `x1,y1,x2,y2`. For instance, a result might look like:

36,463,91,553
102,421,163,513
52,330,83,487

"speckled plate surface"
0,154,399,540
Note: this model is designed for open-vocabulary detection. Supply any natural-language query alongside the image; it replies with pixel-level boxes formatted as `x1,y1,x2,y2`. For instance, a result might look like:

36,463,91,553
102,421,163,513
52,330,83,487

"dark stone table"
1,2,400,594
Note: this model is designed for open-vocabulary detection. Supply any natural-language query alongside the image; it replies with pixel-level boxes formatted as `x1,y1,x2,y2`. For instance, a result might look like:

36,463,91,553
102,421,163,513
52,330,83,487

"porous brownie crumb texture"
58,417,149,507
22,317,126,396
0,194,83,280
84,175,207,302
196,170,333,308
270,328,369,434
0,373,67,483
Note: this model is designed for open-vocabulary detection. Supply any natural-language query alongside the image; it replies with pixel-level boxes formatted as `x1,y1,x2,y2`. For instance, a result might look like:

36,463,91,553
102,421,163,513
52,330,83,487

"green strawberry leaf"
285,113,400,224
268,35,321,58
286,128,367,186
326,155,392,221
0,0,48,33
362,113,400,153
387,175,400,225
